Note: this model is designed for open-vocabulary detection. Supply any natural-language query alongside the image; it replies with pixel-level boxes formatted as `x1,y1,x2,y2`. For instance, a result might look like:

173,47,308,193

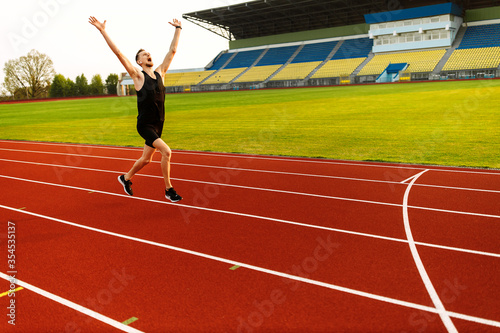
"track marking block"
122,317,138,325
229,265,240,270
18,207,26,210
0,287,24,298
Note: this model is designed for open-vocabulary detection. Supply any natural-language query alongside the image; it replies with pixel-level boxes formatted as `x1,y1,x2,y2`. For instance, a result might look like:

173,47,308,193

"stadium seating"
358,49,446,75
270,62,322,81
224,50,265,69
257,45,299,66
457,23,500,49
203,68,247,84
209,53,234,71
332,38,373,60
291,41,338,63
165,71,215,87
234,65,282,83
208,49,265,71
312,58,366,78
442,47,500,70
441,23,500,70
167,23,500,89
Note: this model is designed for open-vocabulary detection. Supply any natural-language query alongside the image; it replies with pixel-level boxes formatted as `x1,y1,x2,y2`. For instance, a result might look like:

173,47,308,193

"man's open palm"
89,16,106,32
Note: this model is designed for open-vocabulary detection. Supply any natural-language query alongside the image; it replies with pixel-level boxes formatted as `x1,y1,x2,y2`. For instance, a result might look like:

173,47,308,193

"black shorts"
136,122,164,148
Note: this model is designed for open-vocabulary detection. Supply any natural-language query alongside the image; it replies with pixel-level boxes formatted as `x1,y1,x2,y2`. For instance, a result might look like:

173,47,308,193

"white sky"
1,0,250,84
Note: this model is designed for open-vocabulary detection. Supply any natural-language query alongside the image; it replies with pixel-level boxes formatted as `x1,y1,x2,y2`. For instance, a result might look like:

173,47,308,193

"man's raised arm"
88,16,139,79
156,19,182,77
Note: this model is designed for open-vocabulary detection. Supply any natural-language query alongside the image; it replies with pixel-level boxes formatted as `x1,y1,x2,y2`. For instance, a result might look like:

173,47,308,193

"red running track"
0,139,499,332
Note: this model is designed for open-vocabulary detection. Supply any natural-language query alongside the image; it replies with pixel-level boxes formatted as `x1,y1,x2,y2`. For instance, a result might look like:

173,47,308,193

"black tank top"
136,71,165,125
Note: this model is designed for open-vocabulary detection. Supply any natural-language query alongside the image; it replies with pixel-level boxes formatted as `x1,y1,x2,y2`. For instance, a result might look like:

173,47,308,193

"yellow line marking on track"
0,287,23,298
122,317,138,325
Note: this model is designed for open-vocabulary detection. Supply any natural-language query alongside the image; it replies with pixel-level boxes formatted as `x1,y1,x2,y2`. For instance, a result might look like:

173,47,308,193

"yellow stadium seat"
442,47,500,70
312,58,366,78
234,65,282,83
358,49,446,76
270,62,322,81
202,68,247,84
164,70,215,87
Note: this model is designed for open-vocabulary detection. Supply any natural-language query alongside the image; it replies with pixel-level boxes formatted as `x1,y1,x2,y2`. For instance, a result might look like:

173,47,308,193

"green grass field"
1,80,499,168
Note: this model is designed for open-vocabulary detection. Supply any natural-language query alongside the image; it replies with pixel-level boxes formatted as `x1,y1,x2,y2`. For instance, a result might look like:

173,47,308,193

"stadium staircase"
302,40,344,82
352,52,375,76
262,44,305,83
432,25,468,75
230,48,269,83
198,52,239,85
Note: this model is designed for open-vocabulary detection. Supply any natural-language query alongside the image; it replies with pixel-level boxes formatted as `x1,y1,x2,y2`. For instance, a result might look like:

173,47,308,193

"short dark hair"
135,49,145,63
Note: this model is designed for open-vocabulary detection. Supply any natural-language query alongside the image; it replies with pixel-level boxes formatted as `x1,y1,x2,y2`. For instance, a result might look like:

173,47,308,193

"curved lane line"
402,170,457,333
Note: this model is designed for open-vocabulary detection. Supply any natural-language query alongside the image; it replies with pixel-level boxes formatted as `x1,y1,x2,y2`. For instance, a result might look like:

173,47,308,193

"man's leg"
152,138,172,189
152,138,182,202
124,144,156,181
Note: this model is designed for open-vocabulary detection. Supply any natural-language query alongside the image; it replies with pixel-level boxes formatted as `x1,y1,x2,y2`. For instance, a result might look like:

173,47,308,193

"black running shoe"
118,175,133,196
165,187,182,202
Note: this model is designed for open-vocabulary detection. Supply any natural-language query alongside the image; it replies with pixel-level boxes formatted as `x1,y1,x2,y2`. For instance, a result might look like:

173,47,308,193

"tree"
75,74,89,96
106,73,119,95
2,49,55,99
49,74,67,97
89,74,104,95
66,77,76,96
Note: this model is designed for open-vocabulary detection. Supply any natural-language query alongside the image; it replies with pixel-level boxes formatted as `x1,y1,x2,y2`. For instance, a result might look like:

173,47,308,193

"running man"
89,16,182,202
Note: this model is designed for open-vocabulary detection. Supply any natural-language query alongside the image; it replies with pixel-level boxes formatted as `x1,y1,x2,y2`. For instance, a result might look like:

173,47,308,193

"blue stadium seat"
332,38,373,60
291,41,338,63
224,50,265,69
209,53,234,71
458,23,500,49
256,45,299,66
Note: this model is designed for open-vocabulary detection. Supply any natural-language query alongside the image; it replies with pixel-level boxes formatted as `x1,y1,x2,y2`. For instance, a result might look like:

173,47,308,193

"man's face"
138,51,153,67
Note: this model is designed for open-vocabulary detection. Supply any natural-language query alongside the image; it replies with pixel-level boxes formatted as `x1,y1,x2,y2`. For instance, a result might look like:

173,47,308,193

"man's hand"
89,16,106,32
87,15,140,82
168,19,182,29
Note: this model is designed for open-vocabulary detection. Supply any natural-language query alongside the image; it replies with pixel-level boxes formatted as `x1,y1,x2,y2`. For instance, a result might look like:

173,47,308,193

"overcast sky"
1,0,250,84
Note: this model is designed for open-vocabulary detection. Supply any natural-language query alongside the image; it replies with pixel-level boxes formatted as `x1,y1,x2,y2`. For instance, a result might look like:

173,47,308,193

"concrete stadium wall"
229,23,369,49
466,6,500,22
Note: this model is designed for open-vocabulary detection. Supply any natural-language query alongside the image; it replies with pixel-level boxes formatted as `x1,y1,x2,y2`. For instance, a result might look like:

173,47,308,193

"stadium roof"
183,0,500,41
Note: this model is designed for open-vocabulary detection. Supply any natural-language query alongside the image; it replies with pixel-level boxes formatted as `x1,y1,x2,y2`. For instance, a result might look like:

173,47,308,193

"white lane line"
1,161,498,220
0,272,143,333
401,172,422,184
0,157,400,202
1,139,499,176
2,205,500,329
0,147,390,181
1,150,500,194
1,173,499,259
402,170,457,333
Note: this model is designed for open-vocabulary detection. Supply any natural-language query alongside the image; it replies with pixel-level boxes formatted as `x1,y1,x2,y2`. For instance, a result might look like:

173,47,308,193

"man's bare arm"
88,16,140,79
156,19,182,77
